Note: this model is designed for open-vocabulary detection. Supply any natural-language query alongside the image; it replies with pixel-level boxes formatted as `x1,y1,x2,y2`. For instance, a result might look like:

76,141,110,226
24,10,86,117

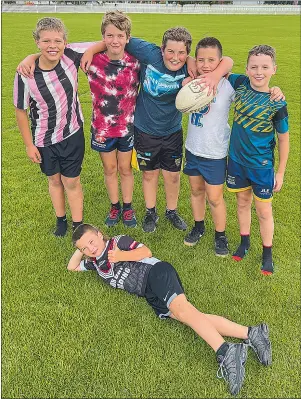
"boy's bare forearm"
214,56,234,78
67,249,84,271
86,41,107,55
15,108,33,147
277,132,289,174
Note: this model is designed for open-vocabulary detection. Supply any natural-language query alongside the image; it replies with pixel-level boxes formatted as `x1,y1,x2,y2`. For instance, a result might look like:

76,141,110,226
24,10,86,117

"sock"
72,221,82,232
54,215,67,237
195,220,205,231
262,245,272,259
216,342,229,360
123,202,132,210
232,234,250,261
147,207,156,213
112,201,121,210
215,230,225,239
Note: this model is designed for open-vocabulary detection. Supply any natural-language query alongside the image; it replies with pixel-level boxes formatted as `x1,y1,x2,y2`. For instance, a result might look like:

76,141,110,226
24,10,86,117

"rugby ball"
175,79,214,114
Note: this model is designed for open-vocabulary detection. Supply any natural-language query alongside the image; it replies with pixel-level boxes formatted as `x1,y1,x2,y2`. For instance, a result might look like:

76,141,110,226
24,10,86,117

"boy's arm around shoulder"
17,53,40,78
67,249,85,272
80,40,107,73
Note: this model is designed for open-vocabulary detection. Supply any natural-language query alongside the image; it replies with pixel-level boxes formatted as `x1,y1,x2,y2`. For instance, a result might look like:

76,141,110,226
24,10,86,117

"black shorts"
38,128,85,178
144,261,184,319
134,128,183,172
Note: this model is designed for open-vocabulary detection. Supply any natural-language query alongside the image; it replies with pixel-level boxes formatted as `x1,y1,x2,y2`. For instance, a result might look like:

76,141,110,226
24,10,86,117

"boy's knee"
207,196,222,208
62,176,81,191
191,186,205,198
118,164,132,177
48,174,62,187
104,164,118,177
143,170,157,183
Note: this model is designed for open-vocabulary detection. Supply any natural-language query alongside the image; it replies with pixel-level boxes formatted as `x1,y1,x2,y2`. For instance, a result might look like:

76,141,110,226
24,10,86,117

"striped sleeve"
66,42,97,61
80,259,96,271
13,73,29,110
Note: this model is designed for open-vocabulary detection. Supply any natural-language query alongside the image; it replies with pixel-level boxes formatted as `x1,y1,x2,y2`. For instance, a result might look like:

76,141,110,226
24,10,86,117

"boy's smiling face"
36,30,66,68
246,54,276,92
76,231,105,258
103,24,129,60
196,46,221,75
162,40,188,71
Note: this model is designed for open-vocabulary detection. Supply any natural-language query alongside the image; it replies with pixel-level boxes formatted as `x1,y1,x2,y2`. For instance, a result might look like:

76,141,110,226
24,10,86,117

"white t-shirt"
185,78,235,159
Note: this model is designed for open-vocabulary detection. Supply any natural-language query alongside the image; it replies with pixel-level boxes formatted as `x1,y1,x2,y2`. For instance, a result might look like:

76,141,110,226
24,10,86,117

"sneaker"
261,257,274,275
142,210,159,233
165,210,187,231
122,208,137,228
215,235,229,257
105,206,122,227
217,343,248,396
244,323,272,366
184,226,205,246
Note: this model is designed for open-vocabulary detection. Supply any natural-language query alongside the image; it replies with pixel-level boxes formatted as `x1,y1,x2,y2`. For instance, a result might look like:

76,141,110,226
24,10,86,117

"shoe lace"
216,358,228,381
109,207,120,219
123,209,134,221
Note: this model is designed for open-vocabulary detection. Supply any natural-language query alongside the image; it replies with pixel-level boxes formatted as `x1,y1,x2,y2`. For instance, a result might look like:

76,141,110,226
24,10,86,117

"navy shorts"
226,157,274,202
38,128,85,178
144,261,184,319
91,132,134,153
183,149,227,185
134,128,183,172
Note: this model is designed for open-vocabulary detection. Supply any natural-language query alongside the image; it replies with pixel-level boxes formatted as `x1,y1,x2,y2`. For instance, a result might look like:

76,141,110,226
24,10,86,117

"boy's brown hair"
32,17,67,41
195,37,223,58
72,223,109,246
162,26,192,54
247,45,276,65
101,10,132,38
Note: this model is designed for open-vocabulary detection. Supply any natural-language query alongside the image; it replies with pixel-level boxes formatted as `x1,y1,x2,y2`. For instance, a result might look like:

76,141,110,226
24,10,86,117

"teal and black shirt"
228,74,289,169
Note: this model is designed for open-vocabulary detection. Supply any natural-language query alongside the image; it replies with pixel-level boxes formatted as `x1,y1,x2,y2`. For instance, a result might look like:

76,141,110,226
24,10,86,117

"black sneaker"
165,210,187,231
215,235,229,257
122,208,137,228
261,257,274,275
105,206,122,227
142,210,159,233
217,343,248,396
184,226,205,246
244,323,272,366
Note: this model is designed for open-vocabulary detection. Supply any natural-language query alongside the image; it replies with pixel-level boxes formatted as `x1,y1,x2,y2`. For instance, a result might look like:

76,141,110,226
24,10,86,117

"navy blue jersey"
228,74,288,169
125,38,188,137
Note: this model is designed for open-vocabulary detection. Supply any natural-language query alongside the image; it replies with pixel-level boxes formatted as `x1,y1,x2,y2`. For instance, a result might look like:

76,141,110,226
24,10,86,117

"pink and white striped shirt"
13,43,94,147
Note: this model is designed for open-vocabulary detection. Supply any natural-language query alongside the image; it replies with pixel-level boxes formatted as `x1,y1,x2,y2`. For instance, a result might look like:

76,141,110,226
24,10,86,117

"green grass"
2,13,300,398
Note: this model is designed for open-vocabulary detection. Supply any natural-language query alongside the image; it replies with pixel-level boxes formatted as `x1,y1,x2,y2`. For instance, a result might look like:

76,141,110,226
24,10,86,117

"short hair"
247,45,276,65
33,17,67,41
72,223,99,246
195,37,223,58
101,10,132,38
162,26,192,54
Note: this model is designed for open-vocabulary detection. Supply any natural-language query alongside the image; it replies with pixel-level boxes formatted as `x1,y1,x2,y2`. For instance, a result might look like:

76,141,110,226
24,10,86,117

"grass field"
2,12,300,398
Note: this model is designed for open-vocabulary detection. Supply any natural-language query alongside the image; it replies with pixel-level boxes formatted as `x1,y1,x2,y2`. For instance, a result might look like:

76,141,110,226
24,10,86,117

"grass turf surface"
2,13,300,398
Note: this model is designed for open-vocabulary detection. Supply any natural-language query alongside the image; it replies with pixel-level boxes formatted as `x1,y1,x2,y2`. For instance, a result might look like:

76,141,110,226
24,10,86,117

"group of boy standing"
14,11,289,276
13,11,289,396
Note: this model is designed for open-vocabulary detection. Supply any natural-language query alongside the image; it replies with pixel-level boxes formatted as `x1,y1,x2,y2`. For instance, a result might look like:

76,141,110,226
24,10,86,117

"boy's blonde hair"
101,11,132,38
247,45,276,65
33,17,67,41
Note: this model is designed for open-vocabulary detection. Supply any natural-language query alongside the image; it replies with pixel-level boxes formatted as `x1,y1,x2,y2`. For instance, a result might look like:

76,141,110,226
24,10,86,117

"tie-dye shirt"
87,51,140,142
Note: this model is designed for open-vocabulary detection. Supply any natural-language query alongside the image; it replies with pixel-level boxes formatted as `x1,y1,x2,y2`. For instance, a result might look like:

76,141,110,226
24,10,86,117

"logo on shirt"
143,64,185,97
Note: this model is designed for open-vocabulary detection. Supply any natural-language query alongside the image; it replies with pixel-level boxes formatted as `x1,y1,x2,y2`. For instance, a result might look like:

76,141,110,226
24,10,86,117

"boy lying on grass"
68,223,272,396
